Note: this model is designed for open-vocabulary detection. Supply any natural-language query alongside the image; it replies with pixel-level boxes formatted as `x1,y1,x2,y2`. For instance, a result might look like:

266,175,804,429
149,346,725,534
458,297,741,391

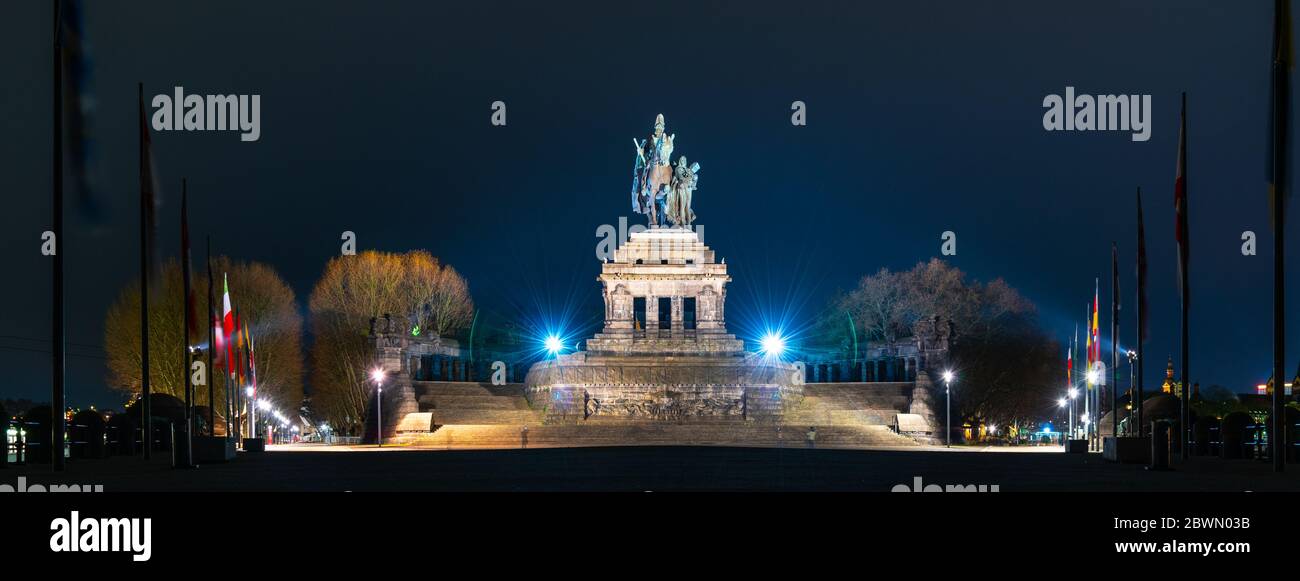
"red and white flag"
222,274,235,378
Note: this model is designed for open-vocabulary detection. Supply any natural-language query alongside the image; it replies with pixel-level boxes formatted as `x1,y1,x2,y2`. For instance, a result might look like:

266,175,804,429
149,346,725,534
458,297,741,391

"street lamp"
371,368,385,447
942,370,955,447
1085,368,1100,447
245,386,256,439
1125,350,1138,436
1067,387,1078,439
1057,397,1068,445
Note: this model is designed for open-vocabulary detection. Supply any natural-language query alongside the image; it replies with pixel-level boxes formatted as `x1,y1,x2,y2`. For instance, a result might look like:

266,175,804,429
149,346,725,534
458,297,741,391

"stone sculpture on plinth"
632,114,698,228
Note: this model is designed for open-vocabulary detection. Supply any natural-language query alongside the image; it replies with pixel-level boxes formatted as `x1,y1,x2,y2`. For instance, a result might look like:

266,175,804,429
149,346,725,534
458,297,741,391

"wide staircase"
785,383,913,426
392,381,922,449
408,381,541,427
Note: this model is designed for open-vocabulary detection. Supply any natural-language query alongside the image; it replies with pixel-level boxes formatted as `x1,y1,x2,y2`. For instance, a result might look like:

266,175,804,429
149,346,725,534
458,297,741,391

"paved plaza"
8,445,1297,492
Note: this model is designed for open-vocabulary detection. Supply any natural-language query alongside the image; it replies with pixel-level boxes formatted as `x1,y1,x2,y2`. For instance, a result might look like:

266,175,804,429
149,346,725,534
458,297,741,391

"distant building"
1160,356,1186,398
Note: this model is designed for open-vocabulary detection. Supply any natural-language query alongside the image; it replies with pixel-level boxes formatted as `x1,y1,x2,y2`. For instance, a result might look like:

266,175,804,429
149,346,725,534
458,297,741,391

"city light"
1086,369,1099,383
759,332,786,357
1057,398,1067,408
1068,388,1078,399
257,399,271,411
245,386,254,397
371,368,385,384
545,335,564,355
942,370,954,383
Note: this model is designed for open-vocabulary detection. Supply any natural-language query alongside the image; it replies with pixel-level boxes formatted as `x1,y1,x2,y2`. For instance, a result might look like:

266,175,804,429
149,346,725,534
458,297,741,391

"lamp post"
245,386,256,440
1086,368,1100,449
371,368,385,447
942,370,955,447
1126,350,1138,436
1057,398,1068,445
1068,387,1079,439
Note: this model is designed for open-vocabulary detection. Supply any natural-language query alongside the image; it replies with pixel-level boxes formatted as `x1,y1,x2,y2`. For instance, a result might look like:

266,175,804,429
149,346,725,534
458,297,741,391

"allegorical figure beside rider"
631,114,699,228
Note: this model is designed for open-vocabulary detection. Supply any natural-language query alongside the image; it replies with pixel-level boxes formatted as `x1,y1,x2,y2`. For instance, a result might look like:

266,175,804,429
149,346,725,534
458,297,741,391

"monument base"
1103,436,1149,463
525,352,802,423
194,436,237,463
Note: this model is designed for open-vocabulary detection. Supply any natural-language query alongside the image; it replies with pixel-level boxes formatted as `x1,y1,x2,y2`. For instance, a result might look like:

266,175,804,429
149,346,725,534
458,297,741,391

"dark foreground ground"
7,445,1300,492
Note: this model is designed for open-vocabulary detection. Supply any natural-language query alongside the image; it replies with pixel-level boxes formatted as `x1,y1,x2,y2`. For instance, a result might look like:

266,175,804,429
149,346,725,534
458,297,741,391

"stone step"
394,423,921,449
418,395,530,410
430,409,542,426
411,381,525,397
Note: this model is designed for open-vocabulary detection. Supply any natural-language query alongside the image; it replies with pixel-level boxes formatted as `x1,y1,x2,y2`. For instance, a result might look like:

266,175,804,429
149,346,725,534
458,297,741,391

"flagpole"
180,179,193,467
1085,302,1092,448
1271,0,1290,473
232,305,239,445
1136,187,1146,442
1111,243,1119,440
1178,92,1191,463
206,236,215,435
138,82,152,461
50,0,67,472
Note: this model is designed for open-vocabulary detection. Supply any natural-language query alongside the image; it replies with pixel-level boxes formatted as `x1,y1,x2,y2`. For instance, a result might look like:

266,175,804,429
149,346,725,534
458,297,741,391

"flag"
222,273,234,376
246,322,257,393
1174,93,1190,306
1092,280,1100,363
210,263,224,369
1085,310,1092,371
1136,188,1149,343
1269,0,1293,223
212,309,225,368
57,0,99,220
235,311,245,386
1067,343,1073,385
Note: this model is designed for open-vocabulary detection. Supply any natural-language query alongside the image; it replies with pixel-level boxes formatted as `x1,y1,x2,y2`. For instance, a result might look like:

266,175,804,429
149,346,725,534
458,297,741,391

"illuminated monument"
525,114,801,421
525,226,803,422
382,114,936,447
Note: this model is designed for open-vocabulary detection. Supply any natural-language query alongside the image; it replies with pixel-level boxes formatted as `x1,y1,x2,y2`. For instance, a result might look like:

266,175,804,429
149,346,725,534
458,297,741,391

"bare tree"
104,257,303,433
833,259,1057,432
402,250,474,338
308,250,474,432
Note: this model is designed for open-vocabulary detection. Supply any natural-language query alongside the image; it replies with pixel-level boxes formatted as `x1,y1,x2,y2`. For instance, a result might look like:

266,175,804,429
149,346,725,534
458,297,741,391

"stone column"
671,296,684,336
647,296,659,335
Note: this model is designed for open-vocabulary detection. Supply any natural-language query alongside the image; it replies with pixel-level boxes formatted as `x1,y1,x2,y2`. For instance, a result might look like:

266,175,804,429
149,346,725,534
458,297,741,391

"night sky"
2,0,1295,408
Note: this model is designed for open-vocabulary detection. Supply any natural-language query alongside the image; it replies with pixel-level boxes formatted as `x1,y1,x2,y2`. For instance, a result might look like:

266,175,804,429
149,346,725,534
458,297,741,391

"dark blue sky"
1,0,1295,407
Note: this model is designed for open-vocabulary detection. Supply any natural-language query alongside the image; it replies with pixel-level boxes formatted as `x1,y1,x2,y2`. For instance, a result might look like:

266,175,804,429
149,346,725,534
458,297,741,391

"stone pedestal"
527,227,802,422
194,436,236,462
365,315,420,442
905,371,940,443
1103,436,1150,463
